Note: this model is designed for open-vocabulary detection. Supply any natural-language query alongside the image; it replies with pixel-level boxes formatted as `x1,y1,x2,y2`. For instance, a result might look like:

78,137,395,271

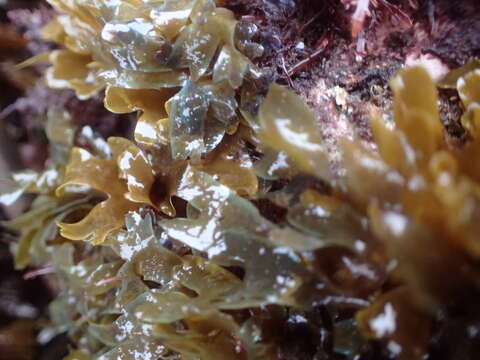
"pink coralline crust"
225,0,479,174
405,53,450,81
7,7,56,55
306,81,353,169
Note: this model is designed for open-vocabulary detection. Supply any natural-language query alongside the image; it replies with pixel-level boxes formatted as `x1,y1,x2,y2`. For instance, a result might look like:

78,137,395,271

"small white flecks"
63,184,91,194
370,303,397,337
101,23,125,42
182,108,190,117
81,125,93,137
150,9,190,27
133,349,152,360
273,247,301,263
135,121,157,141
177,182,203,201
457,77,466,91
0,188,24,206
78,148,93,162
164,218,217,251
387,340,402,356
386,258,399,272
131,212,142,226
290,314,307,324
71,262,88,277
183,34,212,66
275,118,323,152
385,170,405,186
119,151,133,171
127,174,144,189
38,168,59,187
276,275,287,285
383,212,408,237
267,151,289,176
395,76,405,90
358,154,388,173
295,41,305,50
354,240,366,252
119,214,154,260
11,303,37,318
184,138,203,153
398,134,416,165
309,205,330,218
37,328,56,345
12,171,37,184
122,320,134,335
102,19,155,43
468,325,479,338
215,49,230,71
207,238,227,257
341,256,377,280
266,294,279,303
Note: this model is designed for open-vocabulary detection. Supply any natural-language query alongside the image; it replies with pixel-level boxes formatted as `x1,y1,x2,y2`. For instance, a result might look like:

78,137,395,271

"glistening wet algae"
2,0,480,359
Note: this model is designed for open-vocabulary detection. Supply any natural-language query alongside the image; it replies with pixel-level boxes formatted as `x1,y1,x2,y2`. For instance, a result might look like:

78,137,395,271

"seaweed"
40,0,260,157
56,138,159,244
2,0,480,359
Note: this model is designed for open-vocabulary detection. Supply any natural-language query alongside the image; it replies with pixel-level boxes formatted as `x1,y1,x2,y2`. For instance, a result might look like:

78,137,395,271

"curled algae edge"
2,0,480,359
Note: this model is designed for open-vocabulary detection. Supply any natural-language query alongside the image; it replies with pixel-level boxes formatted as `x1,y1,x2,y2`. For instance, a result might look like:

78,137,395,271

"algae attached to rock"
2,0,480,359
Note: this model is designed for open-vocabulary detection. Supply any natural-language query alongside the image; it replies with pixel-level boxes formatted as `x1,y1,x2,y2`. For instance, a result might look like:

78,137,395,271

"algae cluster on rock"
2,0,480,359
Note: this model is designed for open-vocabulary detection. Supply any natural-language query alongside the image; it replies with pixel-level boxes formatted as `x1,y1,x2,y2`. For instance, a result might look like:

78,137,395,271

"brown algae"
2,0,480,359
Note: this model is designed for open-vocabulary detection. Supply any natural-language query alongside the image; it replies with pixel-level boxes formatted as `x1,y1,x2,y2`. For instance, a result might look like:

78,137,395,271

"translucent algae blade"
389,67,442,165
55,139,159,245
258,83,331,180
168,80,208,160
159,167,274,252
168,80,238,160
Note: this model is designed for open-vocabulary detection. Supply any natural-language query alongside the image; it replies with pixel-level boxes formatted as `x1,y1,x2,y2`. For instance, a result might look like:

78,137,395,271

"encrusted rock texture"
226,0,480,169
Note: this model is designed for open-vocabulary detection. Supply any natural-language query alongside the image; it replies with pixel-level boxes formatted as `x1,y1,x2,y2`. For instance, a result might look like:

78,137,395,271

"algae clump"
2,0,480,359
